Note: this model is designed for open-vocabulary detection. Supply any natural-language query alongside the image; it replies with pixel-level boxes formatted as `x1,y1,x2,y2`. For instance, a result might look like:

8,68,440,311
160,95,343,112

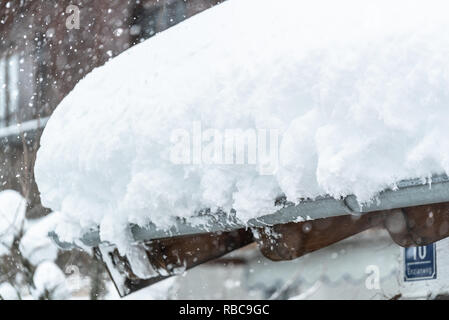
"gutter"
51,174,449,249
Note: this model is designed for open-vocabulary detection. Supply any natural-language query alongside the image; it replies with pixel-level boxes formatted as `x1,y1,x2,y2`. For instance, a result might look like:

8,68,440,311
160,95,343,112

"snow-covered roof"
35,0,449,251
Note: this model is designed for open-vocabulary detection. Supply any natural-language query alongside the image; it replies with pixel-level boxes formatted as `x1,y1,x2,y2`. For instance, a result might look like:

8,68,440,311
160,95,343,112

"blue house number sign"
404,243,437,281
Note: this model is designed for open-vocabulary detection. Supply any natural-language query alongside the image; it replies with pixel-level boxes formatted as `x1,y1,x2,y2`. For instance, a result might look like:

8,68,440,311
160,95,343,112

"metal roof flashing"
49,174,449,249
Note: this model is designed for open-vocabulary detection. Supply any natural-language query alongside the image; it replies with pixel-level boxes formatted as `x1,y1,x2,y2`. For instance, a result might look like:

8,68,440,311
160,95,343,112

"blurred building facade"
0,0,221,216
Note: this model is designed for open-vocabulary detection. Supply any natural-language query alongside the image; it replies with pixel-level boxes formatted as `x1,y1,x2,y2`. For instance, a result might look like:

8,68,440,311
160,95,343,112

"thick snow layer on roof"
0,190,26,255
35,0,449,250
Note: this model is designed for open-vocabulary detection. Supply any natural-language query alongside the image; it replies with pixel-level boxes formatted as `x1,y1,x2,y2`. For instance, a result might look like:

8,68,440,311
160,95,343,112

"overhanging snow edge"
50,174,449,248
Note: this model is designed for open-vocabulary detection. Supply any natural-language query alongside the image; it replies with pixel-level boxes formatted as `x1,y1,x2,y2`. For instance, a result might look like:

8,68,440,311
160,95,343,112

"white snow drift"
20,213,59,265
35,0,449,250
0,190,27,255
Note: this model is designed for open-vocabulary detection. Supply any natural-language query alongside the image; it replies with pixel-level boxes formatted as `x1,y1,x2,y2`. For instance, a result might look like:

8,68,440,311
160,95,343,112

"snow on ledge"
34,0,449,252
0,117,49,141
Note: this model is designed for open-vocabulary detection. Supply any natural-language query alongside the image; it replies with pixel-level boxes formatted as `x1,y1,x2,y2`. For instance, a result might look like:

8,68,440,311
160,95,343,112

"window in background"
7,54,20,121
0,57,6,127
130,0,188,45
166,0,187,27
0,54,20,127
